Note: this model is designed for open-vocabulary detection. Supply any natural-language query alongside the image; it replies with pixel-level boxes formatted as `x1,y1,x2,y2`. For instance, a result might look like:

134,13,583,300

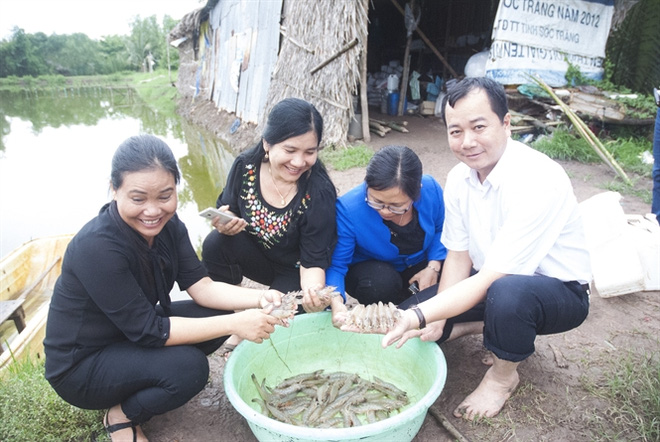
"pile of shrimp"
251,370,409,428
265,286,340,319
343,301,402,333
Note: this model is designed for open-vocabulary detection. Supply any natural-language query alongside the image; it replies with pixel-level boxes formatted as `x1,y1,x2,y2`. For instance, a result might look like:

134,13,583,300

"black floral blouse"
217,145,337,270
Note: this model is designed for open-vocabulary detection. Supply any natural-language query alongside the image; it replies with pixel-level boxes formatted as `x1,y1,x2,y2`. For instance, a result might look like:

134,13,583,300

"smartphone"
198,207,238,225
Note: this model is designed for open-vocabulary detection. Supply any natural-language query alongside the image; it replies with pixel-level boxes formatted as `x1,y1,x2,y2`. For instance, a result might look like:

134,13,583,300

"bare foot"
446,321,484,342
105,405,149,442
453,359,520,420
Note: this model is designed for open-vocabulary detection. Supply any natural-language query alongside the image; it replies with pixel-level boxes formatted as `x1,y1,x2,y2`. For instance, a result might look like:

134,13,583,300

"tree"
606,0,660,93
4,27,48,77
125,15,163,72
99,35,132,73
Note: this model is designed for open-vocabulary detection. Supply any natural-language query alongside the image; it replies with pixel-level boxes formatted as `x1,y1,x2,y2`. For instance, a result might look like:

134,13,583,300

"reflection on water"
0,87,235,258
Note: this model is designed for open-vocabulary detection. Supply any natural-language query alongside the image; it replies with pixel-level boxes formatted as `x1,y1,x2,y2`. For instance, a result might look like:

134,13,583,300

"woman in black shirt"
201,98,341,317
44,135,285,442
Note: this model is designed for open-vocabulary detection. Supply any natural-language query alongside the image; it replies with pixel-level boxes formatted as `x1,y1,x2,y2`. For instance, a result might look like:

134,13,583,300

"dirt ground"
143,109,659,441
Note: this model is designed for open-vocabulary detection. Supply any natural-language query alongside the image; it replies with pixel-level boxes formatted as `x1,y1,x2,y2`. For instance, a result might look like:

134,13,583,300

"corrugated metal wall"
200,0,283,123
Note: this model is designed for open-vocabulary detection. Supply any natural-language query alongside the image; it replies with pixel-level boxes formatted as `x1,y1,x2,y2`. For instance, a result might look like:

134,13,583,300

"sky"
0,0,204,41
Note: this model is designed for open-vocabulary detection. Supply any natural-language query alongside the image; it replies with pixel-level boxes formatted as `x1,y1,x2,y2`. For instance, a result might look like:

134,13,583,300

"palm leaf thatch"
261,0,369,147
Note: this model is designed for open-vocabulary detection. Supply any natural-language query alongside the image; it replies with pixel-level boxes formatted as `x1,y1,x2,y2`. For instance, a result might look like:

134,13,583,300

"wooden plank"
0,300,26,332
0,302,50,371
568,91,626,122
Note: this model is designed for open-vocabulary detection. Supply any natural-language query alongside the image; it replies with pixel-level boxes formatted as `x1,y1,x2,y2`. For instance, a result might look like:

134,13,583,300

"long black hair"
247,98,333,195
262,98,323,150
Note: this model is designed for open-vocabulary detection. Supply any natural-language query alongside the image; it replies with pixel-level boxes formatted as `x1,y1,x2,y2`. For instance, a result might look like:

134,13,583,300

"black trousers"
398,275,590,363
344,259,429,305
201,229,301,293
48,301,229,424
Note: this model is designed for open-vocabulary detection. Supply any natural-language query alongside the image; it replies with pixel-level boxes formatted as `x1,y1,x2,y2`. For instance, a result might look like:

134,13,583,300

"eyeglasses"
364,197,413,215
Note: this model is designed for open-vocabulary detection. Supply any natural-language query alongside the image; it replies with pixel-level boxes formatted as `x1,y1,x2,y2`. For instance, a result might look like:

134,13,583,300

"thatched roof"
168,0,218,43
260,0,369,147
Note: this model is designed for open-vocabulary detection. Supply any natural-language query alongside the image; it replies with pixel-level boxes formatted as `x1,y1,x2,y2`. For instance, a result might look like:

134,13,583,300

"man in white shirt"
382,77,592,420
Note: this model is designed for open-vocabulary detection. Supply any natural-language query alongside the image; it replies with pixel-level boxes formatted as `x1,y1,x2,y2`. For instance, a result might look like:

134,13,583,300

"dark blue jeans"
400,275,590,363
49,301,229,424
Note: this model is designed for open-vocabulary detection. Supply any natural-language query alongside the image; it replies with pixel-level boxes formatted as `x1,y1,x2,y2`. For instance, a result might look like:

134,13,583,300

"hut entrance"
363,0,497,116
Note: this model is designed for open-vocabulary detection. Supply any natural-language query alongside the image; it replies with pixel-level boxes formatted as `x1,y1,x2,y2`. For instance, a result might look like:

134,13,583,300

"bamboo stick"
386,122,409,133
310,38,359,75
370,118,409,133
369,120,390,133
530,75,632,186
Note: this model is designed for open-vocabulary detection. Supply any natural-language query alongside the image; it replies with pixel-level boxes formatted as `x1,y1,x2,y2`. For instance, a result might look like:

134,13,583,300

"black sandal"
104,410,138,442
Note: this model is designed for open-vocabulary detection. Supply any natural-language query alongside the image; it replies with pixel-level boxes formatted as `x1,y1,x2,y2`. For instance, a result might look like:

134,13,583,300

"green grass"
0,356,106,442
128,70,180,116
531,126,653,178
0,72,135,91
581,348,660,441
532,127,602,163
320,144,374,171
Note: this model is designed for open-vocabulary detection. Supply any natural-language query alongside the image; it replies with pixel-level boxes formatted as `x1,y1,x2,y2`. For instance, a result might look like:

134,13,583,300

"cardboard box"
420,101,435,115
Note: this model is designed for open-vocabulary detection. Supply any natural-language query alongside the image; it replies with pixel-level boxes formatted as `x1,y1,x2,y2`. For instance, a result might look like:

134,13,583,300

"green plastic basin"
223,311,447,442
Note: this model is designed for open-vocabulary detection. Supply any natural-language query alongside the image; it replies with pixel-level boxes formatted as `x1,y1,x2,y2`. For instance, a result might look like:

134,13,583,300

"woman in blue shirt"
326,145,447,309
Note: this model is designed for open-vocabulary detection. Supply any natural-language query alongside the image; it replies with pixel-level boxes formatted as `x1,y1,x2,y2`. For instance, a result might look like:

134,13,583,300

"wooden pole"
360,0,371,142
398,0,414,116
389,0,458,78
428,406,470,442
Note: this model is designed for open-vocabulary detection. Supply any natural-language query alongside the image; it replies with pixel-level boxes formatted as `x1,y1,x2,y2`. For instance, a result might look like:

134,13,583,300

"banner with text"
486,0,614,86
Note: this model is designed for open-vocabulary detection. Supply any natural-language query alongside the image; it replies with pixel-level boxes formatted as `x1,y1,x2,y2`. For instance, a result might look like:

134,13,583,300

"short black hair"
441,77,509,125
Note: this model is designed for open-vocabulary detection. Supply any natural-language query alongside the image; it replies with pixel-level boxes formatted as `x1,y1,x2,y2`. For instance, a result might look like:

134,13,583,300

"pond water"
0,87,236,259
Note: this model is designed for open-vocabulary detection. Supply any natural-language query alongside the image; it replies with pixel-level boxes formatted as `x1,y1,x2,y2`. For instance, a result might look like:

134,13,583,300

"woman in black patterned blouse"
201,98,341,320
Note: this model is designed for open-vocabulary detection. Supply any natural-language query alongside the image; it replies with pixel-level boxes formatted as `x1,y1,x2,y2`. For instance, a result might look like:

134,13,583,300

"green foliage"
606,0,660,93
532,127,601,163
603,136,653,177
564,59,589,87
129,70,180,116
320,144,374,171
582,349,660,441
0,13,180,78
532,126,652,177
612,95,657,120
0,357,105,442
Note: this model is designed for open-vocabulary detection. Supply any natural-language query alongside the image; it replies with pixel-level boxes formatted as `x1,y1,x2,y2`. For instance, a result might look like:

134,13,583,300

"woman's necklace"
268,166,296,205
